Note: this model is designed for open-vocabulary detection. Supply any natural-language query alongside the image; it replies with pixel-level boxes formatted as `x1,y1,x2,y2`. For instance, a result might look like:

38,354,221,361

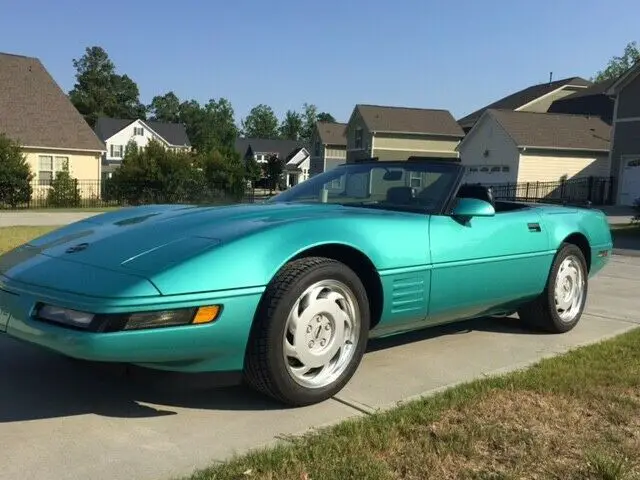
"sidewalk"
598,205,636,225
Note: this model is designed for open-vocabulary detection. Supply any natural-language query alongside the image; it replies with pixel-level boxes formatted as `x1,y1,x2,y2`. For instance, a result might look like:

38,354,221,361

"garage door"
464,165,511,185
619,157,640,206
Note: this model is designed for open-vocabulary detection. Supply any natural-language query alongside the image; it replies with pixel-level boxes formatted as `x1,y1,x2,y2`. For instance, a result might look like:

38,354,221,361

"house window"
409,171,422,188
133,127,144,136
354,128,363,149
110,144,124,158
38,155,68,185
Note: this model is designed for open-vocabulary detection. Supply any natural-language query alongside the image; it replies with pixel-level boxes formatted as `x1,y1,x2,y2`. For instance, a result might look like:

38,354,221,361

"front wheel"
518,242,588,333
243,257,370,406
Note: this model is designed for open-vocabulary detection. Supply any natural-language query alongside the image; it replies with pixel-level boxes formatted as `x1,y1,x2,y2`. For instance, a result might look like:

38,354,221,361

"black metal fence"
0,175,617,210
0,179,256,210
487,176,615,206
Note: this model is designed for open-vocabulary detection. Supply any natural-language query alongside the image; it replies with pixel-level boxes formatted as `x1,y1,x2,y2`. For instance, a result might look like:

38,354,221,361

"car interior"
383,182,529,214
453,183,529,213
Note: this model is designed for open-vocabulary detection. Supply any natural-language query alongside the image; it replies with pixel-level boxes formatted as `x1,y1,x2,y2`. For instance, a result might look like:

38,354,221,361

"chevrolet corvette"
0,159,613,406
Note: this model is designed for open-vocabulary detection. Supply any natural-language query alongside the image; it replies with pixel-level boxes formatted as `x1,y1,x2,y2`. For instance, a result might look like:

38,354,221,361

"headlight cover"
34,304,221,332
37,305,95,328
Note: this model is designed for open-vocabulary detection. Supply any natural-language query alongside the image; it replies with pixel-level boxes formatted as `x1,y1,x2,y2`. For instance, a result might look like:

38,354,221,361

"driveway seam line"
331,396,375,415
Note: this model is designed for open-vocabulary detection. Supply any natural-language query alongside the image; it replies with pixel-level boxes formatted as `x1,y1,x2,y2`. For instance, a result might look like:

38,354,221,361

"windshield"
269,161,461,213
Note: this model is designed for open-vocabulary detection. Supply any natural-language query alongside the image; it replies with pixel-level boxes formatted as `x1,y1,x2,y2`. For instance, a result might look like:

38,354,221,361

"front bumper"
0,277,264,373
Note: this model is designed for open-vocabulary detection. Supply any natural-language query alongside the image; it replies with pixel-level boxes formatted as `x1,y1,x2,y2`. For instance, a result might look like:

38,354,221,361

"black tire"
243,256,370,406
517,242,588,333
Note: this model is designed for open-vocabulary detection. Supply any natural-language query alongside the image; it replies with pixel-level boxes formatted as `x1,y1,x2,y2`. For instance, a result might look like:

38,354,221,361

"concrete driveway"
0,255,638,480
0,211,102,227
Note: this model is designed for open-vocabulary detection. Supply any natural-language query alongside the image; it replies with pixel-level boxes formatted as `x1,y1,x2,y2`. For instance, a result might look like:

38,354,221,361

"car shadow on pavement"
0,315,535,423
0,336,287,423
366,314,540,353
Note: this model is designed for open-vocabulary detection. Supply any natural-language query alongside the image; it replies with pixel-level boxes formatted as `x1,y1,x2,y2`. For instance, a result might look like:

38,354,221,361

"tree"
244,156,263,183
594,41,640,82
47,161,81,207
148,91,181,122
199,98,239,152
265,154,284,193
241,104,279,139
197,148,246,199
147,94,239,153
68,46,146,127
317,112,337,123
107,139,198,204
0,134,33,207
279,110,303,140
300,103,318,143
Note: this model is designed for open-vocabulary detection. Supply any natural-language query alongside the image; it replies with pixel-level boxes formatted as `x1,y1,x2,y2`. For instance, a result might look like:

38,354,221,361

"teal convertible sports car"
0,159,612,406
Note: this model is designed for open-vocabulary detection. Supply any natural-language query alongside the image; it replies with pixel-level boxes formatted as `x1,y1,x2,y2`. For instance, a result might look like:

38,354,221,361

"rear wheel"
243,257,370,406
517,243,588,333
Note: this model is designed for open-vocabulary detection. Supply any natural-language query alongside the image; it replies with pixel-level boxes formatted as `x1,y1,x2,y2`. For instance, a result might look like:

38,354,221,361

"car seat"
456,183,495,207
386,186,418,205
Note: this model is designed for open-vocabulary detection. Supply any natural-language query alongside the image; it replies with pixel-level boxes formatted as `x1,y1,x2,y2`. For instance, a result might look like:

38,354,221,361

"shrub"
47,161,81,207
0,134,34,207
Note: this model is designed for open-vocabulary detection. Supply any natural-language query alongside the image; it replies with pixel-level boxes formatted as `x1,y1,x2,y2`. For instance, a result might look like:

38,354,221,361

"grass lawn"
180,329,640,480
0,226,59,254
611,223,640,236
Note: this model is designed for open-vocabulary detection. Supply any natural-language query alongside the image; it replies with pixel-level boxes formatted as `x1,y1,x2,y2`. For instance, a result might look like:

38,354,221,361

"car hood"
0,202,391,280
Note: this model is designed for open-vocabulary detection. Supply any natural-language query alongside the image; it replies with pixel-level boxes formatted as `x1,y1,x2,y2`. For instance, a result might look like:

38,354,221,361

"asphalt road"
0,255,638,480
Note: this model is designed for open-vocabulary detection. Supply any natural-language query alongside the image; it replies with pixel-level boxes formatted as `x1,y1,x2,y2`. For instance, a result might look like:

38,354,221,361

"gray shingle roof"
355,104,464,137
94,116,191,146
316,121,346,146
458,77,593,130
234,137,308,160
488,109,611,152
0,52,105,151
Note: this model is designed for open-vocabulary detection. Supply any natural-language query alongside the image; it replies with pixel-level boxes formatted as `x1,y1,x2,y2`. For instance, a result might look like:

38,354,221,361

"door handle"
527,223,541,232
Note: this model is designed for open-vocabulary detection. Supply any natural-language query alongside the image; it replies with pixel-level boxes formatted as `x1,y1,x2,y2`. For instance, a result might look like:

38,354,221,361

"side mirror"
452,197,495,218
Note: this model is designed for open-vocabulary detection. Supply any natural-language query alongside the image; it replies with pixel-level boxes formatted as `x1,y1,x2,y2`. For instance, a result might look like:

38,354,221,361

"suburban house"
309,121,347,176
234,137,309,188
457,76,593,133
235,137,308,165
283,147,312,187
94,117,191,179
605,61,640,206
548,79,616,124
345,104,465,163
0,52,105,198
457,109,611,190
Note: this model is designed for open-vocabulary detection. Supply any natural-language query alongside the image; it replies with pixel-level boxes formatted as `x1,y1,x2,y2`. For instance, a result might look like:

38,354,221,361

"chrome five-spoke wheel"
517,242,588,333
554,255,585,323
244,257,370,406
283,280,360,389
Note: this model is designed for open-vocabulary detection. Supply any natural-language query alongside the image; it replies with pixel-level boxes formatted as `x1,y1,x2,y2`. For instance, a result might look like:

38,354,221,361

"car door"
426,208,553,324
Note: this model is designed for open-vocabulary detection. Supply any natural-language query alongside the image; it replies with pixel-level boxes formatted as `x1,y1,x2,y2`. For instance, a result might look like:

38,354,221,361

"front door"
619,156,640,206
427,209,553,323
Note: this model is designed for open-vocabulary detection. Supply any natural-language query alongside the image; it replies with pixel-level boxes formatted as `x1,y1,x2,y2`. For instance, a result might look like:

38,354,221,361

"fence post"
608,176,615,205
587,176,594,202
525,182,530,200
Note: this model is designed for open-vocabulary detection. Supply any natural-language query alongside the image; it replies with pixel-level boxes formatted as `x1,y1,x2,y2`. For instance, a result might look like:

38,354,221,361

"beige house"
0,52,105,199
457,76,592,133
458,109,611,189
345,104,464,163
309,121,347,176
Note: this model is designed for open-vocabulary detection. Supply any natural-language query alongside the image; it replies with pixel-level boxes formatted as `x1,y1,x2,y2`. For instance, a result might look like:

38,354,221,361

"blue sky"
2,0,638,125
